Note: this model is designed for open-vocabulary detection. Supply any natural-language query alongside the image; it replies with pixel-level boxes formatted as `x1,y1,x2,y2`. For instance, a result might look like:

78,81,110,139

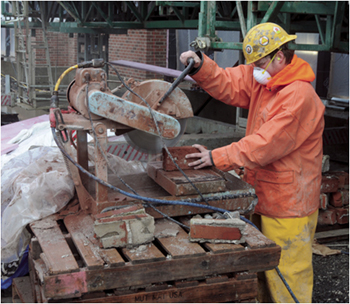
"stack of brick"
319,171,349,226
93,205,155,249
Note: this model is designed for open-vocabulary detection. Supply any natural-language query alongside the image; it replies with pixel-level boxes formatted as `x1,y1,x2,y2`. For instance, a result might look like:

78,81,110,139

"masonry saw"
63,59,194,154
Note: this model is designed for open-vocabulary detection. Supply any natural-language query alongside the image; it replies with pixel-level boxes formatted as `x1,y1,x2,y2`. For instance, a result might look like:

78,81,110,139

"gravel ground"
312,240,349,303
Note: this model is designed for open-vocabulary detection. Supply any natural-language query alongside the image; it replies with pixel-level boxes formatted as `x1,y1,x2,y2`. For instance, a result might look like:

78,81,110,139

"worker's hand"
180,51,201,68
185,144,212,169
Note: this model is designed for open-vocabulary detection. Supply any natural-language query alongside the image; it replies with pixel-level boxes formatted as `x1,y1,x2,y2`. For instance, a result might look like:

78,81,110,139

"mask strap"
262,48,281,74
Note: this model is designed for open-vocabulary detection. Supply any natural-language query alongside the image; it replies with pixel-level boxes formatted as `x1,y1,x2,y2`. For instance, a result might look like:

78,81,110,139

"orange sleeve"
191,53,254,109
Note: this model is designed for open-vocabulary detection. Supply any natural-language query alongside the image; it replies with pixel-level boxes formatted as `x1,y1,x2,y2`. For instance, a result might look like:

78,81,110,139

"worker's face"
251,51,282,77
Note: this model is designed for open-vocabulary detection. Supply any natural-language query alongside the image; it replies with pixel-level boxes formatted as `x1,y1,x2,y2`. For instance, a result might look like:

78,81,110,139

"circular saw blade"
124,119,187,155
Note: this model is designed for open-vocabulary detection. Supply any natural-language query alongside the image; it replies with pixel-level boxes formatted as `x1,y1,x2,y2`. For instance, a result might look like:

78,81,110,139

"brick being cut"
189,218,247,244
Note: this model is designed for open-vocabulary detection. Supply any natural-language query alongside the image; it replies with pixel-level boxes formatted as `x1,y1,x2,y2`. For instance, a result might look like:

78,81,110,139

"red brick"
189,218,246,243
163,146,206,171
334,207,349,224
330,190,349,207
190,224,242,241
319,193,328,210
318,209,337,225
321,175,340,193
328,171,349,189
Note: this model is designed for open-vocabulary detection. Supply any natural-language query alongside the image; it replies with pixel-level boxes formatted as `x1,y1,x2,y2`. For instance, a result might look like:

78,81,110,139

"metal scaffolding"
1,1,349,108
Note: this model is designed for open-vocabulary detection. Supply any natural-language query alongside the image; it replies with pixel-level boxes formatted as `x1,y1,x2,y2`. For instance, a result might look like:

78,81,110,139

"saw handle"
158,58,195,105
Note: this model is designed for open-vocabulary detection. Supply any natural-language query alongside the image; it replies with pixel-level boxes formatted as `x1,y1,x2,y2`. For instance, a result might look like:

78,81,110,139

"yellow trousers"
253,210,318,303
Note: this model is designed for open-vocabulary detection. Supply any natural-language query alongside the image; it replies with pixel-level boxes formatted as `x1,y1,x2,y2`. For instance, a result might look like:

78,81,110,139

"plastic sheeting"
1,146,75,280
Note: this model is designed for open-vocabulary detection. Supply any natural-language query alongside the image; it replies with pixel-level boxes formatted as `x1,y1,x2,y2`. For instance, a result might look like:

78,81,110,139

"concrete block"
330,190,349,208
320,193,329,210
94,207,155,248
189,218,246,244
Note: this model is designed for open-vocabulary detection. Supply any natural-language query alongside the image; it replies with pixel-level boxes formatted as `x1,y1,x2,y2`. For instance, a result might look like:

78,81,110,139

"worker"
180,22,325,303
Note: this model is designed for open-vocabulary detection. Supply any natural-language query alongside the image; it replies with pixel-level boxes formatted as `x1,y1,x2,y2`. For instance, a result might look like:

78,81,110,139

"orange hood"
266,54,315,89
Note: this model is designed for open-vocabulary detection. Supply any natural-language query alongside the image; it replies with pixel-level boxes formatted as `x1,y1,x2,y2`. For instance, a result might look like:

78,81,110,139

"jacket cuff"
209,150,215,166
188,51,204,76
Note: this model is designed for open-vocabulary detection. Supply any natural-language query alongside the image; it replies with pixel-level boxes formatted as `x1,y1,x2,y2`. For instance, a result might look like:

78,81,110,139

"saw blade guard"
122,79,193,154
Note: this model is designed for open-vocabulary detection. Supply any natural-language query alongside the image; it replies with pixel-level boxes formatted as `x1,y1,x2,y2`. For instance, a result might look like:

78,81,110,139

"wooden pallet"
24,212,280,302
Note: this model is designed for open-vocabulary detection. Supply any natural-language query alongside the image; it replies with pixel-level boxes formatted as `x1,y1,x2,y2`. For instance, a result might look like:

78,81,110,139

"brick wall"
30,29,167,82
109,29,168,81
34,30,77,67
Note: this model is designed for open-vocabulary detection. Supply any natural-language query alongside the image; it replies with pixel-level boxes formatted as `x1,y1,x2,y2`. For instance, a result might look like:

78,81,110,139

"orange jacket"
191,54,325,218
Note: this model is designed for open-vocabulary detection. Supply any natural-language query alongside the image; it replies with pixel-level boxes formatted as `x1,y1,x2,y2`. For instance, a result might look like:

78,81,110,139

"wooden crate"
23,212,280,303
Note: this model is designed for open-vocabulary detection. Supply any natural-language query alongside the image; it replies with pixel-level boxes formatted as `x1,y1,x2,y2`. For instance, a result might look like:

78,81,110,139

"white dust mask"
253,67,272,85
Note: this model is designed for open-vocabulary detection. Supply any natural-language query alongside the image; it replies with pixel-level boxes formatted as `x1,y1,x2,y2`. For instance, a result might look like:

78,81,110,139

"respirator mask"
253,67,272,85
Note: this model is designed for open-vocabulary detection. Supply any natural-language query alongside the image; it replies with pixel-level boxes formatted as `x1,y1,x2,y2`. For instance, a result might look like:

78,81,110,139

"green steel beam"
257,1,336,15
144,2,156,21
57,1,82,23
156,1,200,8
260,1,285,24
125,1,144,23
332,1,345,48
198,1,207,37
91,2,113,27
172,6,185,23
314,14,325,45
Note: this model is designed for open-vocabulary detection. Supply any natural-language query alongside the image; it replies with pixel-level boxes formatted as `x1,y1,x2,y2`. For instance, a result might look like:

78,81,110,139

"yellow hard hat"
243,23,297,64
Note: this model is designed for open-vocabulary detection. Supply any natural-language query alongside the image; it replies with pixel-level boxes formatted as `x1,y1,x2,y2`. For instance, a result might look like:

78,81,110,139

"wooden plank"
12,277,35,304
315,228,349,243
64,213,105,270
68,277,257,303
99,248,125,267
243,224,276,249
42,245,280,299
30,217,79,274
203,242,245,253
157,227,206,259
122,243,166,264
